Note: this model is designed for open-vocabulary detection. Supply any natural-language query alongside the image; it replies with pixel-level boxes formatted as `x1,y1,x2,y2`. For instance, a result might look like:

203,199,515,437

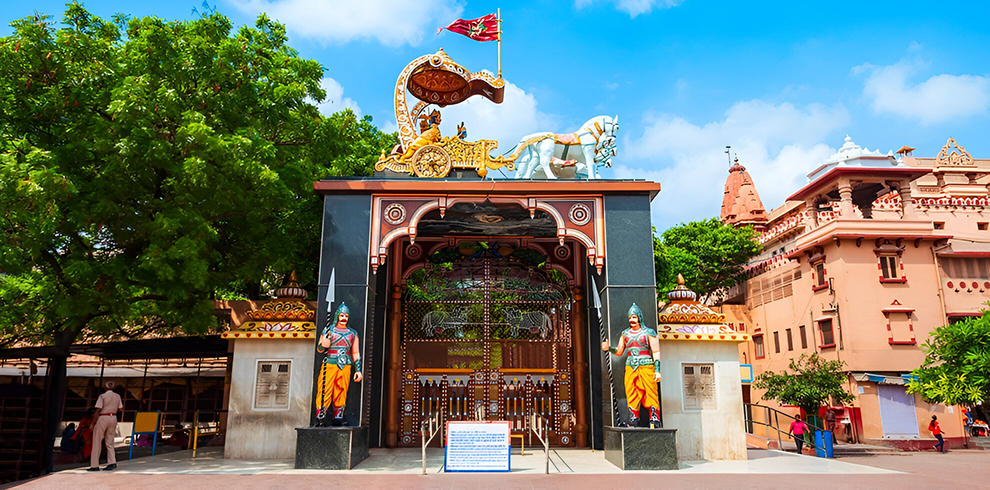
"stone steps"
766,438,901,455
832,444,901,454
971,436,990,449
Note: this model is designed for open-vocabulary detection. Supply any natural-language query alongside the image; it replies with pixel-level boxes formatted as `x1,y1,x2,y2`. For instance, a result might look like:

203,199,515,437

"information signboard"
444,421,511,472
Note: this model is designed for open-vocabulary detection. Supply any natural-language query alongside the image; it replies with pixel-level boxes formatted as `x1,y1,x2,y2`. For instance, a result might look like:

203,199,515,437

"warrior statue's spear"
323,268,335,336
314,268,337,423
591,277,620,427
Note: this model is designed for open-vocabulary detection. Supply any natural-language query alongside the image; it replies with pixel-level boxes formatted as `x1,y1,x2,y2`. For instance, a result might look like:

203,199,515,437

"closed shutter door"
878,385,919,438
255,361,291,409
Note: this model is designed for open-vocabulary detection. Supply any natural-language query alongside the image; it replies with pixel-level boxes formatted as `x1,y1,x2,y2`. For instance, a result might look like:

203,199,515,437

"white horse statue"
505,115,619,179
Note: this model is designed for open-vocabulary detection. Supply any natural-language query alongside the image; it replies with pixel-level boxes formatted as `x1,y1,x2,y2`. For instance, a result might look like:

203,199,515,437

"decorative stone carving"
569,203,591,226
404,243,423,260
384,203,407,225
936,138,974,167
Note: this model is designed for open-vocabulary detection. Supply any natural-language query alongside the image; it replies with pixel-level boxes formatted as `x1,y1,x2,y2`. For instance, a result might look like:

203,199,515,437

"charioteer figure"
602,303,662,428
315,302,362,426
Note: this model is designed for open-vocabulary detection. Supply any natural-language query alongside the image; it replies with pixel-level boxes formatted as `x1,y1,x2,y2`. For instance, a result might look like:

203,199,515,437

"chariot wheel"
410,144,452,178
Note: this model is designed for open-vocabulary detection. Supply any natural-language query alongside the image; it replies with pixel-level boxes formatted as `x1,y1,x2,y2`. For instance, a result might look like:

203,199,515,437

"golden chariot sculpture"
374,49,516,178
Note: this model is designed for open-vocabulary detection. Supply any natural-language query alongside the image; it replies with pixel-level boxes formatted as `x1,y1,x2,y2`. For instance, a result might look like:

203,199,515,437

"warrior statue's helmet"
333,302,350,326
323,302,350,336
627,303,644,323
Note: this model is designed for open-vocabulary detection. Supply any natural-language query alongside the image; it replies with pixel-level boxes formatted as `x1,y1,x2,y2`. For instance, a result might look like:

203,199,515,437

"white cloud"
858,60,990,125
618,100,848,229
380,120,398,134
227,0,463,46
435,81,559,156
313,77,361,117
574,0,682,17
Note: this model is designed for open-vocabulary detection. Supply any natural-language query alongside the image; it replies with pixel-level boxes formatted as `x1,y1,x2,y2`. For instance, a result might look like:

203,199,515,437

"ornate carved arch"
370,195,605,273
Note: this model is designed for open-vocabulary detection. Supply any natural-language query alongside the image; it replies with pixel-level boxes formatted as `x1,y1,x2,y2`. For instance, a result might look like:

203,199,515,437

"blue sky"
2,1,989,230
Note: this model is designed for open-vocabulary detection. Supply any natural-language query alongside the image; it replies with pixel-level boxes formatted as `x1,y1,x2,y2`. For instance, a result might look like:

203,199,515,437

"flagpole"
497,8,502,79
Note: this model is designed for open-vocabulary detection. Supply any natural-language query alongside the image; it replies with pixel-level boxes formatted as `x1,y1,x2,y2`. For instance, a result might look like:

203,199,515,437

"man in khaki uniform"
88,381,123,471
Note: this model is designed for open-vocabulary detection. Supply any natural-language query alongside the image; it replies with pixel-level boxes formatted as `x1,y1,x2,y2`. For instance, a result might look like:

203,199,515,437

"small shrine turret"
222,272,319,459
655,275,749,462
657,275,750,341
222,271,317,340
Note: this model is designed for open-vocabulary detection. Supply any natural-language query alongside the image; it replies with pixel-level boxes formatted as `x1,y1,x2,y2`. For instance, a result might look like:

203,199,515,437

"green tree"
753,353,855,416
653,233,699,295
0,4,395,349
907,312,990,419
0,4,394,469
654,218,761,302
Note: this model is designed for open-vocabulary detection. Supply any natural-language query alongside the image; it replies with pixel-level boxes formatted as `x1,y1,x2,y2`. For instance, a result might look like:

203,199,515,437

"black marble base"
295,426,370,470
604,427,678,470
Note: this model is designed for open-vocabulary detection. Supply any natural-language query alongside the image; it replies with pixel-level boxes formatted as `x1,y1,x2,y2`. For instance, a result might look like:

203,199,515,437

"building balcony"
786,219,953,258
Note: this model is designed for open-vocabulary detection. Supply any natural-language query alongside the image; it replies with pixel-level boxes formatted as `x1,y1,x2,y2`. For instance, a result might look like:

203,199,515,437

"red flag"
437,14,499,42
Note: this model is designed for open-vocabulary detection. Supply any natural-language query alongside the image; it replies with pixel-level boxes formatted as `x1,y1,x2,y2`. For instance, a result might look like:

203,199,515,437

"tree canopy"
907,312,990,408
0,4,396,353
654,218,761,302
753,353,855,416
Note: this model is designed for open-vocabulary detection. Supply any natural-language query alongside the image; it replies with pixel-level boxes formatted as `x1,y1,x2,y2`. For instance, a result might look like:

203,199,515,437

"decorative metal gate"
397,256,575,447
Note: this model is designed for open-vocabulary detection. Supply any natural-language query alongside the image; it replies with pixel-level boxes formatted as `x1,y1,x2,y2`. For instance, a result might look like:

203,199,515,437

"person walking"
789,414,811,454
88,381,123,471
929,415,945,453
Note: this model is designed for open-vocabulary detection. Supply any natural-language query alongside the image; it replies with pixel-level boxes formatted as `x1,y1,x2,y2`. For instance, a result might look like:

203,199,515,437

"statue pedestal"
294,427,369,469
604,427,678,470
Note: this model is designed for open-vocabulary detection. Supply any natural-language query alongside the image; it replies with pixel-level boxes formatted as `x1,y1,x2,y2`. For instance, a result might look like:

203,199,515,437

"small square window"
934,222,945,230
819,319,835,348
683,363,717,411
254,360,291,410
979,223,988,231
880,256,899,279
812,262,829,291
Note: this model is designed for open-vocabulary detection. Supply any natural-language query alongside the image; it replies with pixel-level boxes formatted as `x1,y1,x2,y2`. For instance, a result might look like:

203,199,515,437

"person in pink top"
789,414,811,454
88,381,123,471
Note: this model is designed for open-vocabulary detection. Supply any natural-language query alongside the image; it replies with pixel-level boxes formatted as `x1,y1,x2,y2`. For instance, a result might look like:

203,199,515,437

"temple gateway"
219,49,748,469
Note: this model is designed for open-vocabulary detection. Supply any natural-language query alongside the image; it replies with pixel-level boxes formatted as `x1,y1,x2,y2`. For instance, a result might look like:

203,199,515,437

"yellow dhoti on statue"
316,363,351,410
624,365,659,411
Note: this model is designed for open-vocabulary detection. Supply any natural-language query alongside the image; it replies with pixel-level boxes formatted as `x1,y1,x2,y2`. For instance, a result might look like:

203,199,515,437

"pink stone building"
721,137,982,450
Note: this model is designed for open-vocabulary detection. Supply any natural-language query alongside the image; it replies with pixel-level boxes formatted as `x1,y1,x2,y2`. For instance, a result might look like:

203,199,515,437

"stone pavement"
7,445,988,489
44,446,899,475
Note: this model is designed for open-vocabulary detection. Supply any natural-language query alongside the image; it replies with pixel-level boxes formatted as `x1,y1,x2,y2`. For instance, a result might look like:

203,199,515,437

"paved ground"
6,445,988,489
832,449,989,487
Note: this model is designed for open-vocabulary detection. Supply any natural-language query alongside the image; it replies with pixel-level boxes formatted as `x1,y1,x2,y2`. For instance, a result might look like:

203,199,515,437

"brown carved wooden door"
397,256,575,447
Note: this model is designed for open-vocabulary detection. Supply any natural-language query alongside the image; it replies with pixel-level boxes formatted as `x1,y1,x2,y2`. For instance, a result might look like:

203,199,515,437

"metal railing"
420,410,443,475
744,404,827,455
529,414,550,474
420,405,552,473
